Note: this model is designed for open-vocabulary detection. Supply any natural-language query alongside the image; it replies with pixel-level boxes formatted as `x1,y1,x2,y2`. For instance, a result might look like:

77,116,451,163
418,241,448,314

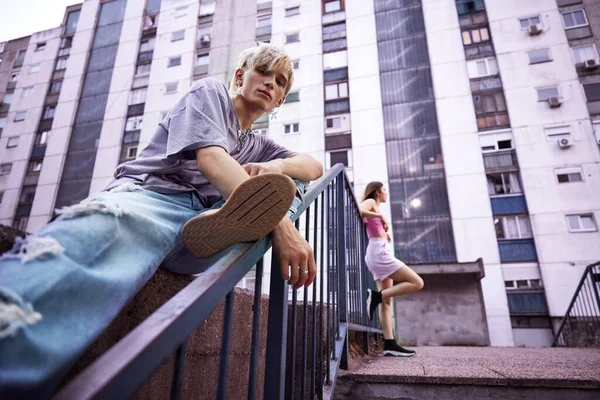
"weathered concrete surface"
395,273,489,346
335,346,600,399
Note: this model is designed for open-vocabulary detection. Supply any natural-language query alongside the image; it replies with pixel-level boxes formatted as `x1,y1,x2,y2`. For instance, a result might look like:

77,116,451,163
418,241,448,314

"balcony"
498,239,538,263
127,103,145,117
507,291,549,314
325,98,350,115
256,26,271,38
31,144,47,158
465,43,495,60
483,150,518,171
6,81,16,91
137,51,153,64
456,0,485,15
325,132,352,151
58,47,71,57
490,195,528,215
470,76,502,93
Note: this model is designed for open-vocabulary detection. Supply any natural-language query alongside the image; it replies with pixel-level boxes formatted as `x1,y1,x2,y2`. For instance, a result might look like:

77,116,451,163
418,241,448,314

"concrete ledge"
410,259,485,279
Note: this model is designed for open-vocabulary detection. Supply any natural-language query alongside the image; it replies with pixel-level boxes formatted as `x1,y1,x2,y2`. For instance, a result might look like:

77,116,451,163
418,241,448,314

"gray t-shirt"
105,78,294,206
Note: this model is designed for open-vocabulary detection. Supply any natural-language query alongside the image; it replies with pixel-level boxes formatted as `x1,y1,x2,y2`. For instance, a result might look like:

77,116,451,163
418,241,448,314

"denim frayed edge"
0,288,42,339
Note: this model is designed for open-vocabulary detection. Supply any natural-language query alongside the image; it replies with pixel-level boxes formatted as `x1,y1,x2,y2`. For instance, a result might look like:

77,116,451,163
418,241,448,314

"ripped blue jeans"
0,180,307,398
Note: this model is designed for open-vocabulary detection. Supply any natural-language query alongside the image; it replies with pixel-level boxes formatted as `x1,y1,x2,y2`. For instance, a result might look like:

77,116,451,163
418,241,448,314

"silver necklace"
237,128,254,151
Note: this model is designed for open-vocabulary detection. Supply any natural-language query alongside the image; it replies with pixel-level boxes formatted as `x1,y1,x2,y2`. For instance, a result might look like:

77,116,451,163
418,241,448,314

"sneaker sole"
366,289,373,321
383,350,416,357
182,174,296,258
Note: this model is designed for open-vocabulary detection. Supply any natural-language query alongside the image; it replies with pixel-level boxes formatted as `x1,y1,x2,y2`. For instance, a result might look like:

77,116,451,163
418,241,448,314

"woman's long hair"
363,181,384,202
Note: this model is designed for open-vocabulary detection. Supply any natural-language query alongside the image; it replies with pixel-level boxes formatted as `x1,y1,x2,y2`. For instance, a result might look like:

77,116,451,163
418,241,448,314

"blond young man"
0,44,322,397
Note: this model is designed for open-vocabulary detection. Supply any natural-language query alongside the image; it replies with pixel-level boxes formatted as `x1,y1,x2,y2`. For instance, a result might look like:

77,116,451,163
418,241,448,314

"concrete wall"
394,273,489,346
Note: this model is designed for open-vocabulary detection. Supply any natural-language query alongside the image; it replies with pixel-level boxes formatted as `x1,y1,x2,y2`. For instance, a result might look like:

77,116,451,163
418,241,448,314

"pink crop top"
365,217,386,238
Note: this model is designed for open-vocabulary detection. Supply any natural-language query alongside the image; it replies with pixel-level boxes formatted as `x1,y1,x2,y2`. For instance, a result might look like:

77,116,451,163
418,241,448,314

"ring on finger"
300,269,309,274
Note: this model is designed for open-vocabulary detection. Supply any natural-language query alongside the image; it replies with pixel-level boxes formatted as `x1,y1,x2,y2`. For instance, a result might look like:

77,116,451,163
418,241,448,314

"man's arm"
196,146,316,288
243,153,323,182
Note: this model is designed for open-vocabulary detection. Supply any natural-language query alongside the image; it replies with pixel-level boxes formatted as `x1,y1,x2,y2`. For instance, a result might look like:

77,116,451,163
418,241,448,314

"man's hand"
272,218,316,288
243,160,284,176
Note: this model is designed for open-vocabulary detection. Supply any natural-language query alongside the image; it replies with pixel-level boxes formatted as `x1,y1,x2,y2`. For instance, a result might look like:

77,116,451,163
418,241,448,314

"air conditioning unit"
548,96,562,108
558,137,573,148
200,35,211,45
584,59,598,70
528,24,542,35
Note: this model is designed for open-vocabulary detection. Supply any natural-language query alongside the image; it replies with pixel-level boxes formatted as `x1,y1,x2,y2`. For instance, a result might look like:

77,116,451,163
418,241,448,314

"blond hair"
229,43,294,97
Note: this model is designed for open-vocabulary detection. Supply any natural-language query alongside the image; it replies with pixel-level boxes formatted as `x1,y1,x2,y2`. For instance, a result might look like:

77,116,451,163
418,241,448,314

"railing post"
590,265,600,316
264,258,289,399
336,174,349,370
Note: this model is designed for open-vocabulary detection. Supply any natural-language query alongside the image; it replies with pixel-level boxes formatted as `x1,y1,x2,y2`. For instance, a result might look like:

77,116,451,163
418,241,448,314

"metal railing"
553,261,600,348
55,164,380,399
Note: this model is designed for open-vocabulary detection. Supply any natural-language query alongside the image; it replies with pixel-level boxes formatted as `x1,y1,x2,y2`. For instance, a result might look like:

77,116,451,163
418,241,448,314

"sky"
0,0,81,43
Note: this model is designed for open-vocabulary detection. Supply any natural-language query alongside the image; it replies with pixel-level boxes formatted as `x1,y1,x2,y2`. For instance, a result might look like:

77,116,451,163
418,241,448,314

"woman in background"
360,181,424,357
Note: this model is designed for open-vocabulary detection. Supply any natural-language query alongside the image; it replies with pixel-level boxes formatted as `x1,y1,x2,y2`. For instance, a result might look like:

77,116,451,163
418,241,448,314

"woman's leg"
381,265,424,302
376,278,394,340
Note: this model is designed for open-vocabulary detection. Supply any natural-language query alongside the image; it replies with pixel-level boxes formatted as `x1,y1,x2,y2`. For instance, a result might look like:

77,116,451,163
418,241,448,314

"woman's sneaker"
383,339,416,357
366,289,382,321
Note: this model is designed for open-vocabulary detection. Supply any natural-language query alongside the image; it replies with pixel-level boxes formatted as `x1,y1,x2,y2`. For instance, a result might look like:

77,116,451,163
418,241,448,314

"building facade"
0,0,599,346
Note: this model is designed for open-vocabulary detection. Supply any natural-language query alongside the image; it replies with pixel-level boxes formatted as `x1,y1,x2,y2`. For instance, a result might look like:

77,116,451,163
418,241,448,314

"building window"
36,131,49,145
126,146,138,159
567,214,597,232
130,87,147,105
326,116,342,129
495,215,532,240
528,49,552,64
125,115,143,131
22,87,33,97
0,163,12,175
197,54,209,66
562,10,588,29
0,191,3,203
168,56,182,67
165,82,178,94
572,44,599,64
29,64,40,74
65,10,80,35
10,71,20,82
473,92,508,129
519,16,541,29
200,1,216,16
545,126,571,141
15,49,26,64
2,93,13,105
20,186,36,204
60,37,73,49
140,38,155,52
284,123,300,134
36,42,46,51
330,150,348,167
14,111,26,122
584,83,600,102
505,279,542,290
13,216,28,232
285,91,300,103
257,14,271,29
49,80,62,94
43,106,55,119
536,86,559,101
323,0,342,13
292,59,300,69
285,33,300,43
28,160,43,173
6,137,19,148
323,22,346,41
136,63,151,75
325,81,348,100
285,6,300,17
323,50,347,70
467,57,498,78
0,117,6,129
55,58,67,70
171,30,185,42
456,0,485,15
556,167,583,183
487,172,522,195
462,26,490,45
174,6,188,18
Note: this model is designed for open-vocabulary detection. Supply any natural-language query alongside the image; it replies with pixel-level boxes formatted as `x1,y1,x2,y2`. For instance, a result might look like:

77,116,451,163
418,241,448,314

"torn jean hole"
0,290,42,339
1,236,65,264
